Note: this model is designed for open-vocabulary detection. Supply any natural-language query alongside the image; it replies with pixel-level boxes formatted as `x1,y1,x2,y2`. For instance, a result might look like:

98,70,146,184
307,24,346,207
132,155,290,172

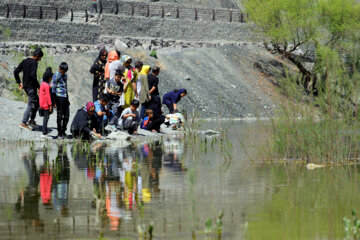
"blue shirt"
52,72,68,98
94,100,105,121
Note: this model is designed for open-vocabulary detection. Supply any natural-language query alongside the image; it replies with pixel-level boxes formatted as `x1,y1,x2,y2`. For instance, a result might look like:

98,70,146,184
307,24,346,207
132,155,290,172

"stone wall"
0,1,252,45
100,14,253,42
0,18,100,44
0,1,244,23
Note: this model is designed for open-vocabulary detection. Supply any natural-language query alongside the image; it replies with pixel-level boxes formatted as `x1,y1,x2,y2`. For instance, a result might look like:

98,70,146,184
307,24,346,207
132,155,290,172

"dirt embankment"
0,43,291,120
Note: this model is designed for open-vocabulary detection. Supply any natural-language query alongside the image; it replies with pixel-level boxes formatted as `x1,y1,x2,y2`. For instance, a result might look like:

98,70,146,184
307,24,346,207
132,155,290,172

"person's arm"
105,82,113,95
14,61,24,88
132,82,138,97
51,74,57,95
173,103,177,111
95,103,106,117
90,62,100,76
45,84,52,110
30,61,39,89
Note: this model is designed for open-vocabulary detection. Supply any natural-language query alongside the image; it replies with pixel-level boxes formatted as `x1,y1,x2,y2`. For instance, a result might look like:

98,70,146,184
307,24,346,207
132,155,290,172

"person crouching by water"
141,109,164,133
162,89,187,114
39,68,54,139
94,94,113,133
52,62,70,139
106,69,125,127
71,101,102,140
119,99,141,135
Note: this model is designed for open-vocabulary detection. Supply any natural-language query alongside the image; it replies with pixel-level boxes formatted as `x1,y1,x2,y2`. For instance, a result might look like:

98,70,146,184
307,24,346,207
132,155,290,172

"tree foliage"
244,0,360,95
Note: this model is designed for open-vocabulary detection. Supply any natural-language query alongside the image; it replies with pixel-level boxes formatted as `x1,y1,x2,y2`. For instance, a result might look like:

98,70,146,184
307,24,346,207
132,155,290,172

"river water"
0,121,358,239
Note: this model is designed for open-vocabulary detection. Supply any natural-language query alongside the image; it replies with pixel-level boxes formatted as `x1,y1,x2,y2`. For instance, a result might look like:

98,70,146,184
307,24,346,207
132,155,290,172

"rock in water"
201,129,221,135
306,163,325,170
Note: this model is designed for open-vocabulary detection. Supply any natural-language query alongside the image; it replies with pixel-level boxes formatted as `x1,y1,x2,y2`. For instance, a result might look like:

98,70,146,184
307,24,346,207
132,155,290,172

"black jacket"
90,50,107,87
14,58,39,90
71,108,100,136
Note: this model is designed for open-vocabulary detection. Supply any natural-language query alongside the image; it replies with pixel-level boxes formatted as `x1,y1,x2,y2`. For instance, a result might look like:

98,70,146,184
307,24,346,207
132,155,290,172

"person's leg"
56,97,64,136
22,88,36,124
42,110,49,135
140,104,147,120
29,91,39,123
62,99,70,136
92,86,99,102
149,115,165,132
165,103,174,114
123,117,133,129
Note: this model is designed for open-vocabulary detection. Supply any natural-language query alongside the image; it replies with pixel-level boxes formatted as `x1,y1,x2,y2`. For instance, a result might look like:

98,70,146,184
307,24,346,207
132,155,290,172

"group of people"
14,48,188,140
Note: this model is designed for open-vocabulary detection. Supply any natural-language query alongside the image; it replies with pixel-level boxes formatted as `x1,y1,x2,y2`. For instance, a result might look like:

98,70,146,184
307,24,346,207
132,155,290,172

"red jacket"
39,81,52,110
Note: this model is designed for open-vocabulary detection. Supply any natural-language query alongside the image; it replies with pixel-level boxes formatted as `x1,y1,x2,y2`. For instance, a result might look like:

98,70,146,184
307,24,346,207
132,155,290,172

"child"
119,99,141,135
94,94,113,132
70,101,102,140
39,67,53,139
52,62,70,139
165,110,185,130
106,69,124,126
162,89,187,114
141,109,165,133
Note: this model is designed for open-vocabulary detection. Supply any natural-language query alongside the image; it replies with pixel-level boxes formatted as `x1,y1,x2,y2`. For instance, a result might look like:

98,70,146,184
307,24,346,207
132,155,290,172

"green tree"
243,0,360,93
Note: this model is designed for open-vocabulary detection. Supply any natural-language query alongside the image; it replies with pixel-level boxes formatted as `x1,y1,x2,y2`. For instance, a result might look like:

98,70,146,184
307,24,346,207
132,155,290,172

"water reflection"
15,152,44,230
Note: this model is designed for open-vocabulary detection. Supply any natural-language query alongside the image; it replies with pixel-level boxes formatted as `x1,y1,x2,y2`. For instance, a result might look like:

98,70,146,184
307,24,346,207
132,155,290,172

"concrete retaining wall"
0,18,100,44
100,14,253,42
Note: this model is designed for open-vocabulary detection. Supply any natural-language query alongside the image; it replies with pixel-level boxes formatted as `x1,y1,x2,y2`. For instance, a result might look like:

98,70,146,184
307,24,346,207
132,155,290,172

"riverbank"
0,96,186,143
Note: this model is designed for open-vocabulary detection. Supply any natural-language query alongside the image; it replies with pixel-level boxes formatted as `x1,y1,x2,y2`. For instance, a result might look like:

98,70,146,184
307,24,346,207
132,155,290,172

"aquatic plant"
204,211,224,240
344,209,360,240
137,221,154,240
264,45,360,164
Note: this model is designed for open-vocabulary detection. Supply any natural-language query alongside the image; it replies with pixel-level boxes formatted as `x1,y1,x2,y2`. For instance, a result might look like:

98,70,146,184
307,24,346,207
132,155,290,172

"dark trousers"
91,2,97,13
92,85,99,102
140,103,147,120
22,88,39,124
148,115,165,132
165,103,174,114
56,97,70,136
109,101,123,126
42,109,50,135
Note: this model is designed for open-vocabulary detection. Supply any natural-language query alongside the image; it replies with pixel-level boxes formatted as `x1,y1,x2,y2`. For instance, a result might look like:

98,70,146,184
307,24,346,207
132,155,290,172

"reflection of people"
15,153,44,228
162,136,185,171
52,145,70,217
40,149,52,205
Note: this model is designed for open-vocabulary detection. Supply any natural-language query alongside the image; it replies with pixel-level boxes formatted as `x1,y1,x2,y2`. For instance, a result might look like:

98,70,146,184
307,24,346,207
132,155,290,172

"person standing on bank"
147,66,160,99
162,89,187,114
90,49,108,102
14,48,44,130
136,63,151,120
52,62,70,139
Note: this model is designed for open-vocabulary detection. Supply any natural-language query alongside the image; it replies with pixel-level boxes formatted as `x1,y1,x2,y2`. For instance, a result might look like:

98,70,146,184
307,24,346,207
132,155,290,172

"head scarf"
139,65,151,75
97,49,108,64
84,101,95,113
120,55,136,80
120,55,132,65
105,50,120,79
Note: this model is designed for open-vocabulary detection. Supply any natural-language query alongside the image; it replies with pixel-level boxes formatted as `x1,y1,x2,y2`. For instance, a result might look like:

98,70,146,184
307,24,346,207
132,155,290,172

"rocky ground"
0,96,186,142
0,40,296,141
0,42,291,117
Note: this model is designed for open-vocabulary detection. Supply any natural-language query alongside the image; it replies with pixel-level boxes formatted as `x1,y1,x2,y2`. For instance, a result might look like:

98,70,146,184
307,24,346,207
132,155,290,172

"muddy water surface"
0,121,358,239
